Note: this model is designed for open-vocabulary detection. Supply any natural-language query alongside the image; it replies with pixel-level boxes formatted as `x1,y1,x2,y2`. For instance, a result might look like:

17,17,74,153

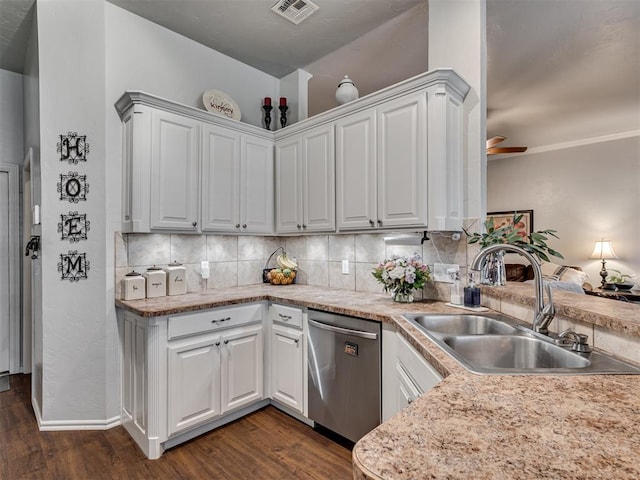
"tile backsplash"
115,231,469,300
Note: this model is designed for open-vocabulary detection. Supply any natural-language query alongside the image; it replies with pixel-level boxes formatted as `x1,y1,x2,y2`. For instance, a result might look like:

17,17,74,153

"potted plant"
464,213,564,285
372,254,431,303
604,269,636,290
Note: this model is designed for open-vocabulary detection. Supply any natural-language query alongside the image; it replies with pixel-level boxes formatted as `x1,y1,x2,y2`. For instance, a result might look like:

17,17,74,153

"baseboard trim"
38,415,121,431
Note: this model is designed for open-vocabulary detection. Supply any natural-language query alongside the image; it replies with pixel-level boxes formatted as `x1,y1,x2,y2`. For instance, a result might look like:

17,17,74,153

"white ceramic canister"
335,75,359,105
121,271,146,301
164,261,187,296
144,266,166,298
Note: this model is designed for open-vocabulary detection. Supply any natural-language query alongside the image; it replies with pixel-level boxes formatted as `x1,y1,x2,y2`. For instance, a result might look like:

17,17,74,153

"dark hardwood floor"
0,375,353,479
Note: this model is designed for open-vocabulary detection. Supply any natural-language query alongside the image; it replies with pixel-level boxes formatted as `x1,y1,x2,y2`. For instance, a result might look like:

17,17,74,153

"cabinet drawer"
270,304,303,329
168,303,263,340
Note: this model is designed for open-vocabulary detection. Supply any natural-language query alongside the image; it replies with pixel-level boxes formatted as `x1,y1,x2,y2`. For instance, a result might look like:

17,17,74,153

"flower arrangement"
372,254,431,302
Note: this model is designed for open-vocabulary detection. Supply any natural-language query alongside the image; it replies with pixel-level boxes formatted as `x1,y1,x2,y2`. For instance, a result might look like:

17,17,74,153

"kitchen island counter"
116,284,640,479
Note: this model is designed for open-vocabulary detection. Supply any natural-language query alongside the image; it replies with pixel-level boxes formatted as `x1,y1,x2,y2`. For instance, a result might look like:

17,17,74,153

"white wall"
487,135,640,285
428,0,486,222
0,69,24,165
104,2,279,129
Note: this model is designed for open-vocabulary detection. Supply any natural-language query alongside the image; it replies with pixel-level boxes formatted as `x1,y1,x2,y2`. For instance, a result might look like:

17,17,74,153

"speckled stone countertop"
115,284,640,479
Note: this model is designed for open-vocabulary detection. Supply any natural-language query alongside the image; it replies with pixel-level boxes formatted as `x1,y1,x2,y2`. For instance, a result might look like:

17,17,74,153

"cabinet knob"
297,224,302,229
224,339,229,345
377,219,382,226
294,339,299,344
235,224,241,229
215,342,220,347
369,219,375,227
242,224,247,229
192,221,198,227
302,224,307,228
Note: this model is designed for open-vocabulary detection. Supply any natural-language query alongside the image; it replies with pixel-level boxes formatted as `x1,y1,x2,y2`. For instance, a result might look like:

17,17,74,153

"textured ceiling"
105,0,425,79
0,0,638,153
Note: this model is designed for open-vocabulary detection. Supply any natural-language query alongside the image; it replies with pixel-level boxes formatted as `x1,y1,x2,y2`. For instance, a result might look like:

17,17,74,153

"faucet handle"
556,329,592,353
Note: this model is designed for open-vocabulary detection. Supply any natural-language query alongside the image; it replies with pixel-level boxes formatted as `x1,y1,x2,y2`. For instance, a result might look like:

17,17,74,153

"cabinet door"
303,125,335,232
336,109,377,230
241,136,274,234
221,325,264,414
270,324,304,413
201,125,241,232
275,137,303,233
167,335,221,436
377,93,427,228
150,110,200,230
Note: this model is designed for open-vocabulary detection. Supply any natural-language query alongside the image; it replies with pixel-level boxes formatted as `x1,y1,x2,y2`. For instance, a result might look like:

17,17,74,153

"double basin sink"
403,313,640,375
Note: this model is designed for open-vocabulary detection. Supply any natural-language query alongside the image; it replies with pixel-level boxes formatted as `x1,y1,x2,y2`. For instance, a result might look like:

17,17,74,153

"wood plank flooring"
0,375,353,479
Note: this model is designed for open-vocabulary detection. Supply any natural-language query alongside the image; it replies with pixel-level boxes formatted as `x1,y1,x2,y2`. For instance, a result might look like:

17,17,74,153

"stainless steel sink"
403,313,640,375
407,314,520,335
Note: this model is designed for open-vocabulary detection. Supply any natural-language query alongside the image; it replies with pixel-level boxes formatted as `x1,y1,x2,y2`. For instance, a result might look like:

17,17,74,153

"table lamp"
590,238,617,288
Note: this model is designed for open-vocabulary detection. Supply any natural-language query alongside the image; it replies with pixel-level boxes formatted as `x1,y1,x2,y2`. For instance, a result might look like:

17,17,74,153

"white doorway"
0,163,20,391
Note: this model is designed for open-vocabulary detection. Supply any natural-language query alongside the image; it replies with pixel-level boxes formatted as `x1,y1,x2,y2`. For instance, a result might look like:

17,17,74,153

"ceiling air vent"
271,0,319,25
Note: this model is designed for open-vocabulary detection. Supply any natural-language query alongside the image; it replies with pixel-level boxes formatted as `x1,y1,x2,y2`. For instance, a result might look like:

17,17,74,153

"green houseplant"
464,213,564,285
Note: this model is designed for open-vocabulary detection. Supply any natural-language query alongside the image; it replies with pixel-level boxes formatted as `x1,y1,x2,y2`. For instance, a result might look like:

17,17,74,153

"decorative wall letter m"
58,250,90,282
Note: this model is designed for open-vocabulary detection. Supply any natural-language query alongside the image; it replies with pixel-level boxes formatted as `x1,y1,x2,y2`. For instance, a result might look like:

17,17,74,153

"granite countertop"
115,284,640,479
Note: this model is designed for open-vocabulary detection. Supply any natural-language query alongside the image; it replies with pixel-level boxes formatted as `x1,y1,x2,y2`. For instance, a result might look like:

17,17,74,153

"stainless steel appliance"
307,309,381,443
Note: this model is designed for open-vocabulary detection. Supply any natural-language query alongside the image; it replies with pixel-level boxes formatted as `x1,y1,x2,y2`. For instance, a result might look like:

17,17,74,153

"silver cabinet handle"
369,219,375,227
302,224,307,228
215,341,220,346
297,224,302,229
308,318,378,340
235,224,241,228
224,339,229,345
242,224,247,229
211,316,231,323
192,221,198,227
278,313,292,321
377,219,382,226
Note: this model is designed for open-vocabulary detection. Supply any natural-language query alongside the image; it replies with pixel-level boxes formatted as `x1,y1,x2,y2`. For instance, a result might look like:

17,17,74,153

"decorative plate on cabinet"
202,89,241,121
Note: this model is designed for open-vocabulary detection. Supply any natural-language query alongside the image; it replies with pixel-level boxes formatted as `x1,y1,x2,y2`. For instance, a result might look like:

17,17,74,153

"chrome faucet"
470,244,556,334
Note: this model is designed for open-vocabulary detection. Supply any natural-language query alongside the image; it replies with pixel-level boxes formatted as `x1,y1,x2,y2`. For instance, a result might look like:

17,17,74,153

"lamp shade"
590,239,617,260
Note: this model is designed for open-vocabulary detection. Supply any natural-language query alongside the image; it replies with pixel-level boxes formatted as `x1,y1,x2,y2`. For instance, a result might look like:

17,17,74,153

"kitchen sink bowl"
403,313,640,375
442,335,590,371
406,314,520,336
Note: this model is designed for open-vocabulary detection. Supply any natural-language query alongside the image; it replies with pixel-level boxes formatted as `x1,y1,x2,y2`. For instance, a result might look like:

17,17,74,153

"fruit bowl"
263,247,299,285
266,268,297,285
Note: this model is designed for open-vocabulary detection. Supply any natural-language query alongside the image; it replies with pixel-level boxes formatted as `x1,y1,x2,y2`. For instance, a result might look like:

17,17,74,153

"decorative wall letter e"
58,211,90,242
58,171,89,203
57,132,89,164
58,250,90,282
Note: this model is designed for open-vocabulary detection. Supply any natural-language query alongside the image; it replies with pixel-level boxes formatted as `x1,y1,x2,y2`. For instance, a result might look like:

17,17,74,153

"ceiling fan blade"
486,135,506,148
487,146,528,155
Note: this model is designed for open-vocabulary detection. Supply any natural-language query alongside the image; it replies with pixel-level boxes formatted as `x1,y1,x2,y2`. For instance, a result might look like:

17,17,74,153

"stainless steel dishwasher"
307,309,381,443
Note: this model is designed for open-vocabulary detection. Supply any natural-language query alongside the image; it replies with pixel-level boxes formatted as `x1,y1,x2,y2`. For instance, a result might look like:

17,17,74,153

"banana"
275,252,297,270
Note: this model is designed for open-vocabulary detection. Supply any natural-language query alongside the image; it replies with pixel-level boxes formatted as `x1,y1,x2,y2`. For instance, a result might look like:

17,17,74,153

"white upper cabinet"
116,92,273,234
117,70,469,234
201,125,241,232
275,123,335,234
241,136,274,234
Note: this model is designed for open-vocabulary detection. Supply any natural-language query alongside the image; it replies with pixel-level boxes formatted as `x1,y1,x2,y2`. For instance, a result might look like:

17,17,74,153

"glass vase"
393,289,414,303
480,250,507,286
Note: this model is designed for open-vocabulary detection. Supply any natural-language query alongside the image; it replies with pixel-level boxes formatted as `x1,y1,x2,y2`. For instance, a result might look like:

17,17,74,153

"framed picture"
487,210,533,239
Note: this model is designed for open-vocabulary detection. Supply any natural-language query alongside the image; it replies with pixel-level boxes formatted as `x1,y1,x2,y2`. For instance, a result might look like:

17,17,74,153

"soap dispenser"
464,272,481,308
449,270,463,305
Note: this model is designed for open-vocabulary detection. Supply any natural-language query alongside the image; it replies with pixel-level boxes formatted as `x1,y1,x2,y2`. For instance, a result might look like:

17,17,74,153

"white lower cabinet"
382,323,442,421
268,304,306,416
167,324,263,437
118,302,266,459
